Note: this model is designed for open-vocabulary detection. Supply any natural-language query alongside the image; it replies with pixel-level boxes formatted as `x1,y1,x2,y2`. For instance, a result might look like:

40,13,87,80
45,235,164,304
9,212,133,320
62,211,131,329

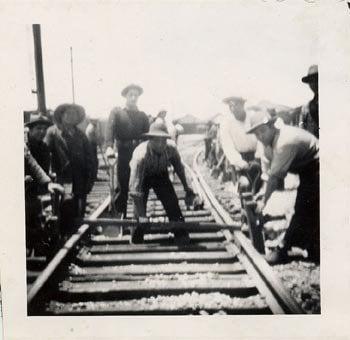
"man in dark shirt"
26,114,52,174
105,84,150,217
247,109,319,263
24,143,64,255
45,104,94,219
299,65,319,138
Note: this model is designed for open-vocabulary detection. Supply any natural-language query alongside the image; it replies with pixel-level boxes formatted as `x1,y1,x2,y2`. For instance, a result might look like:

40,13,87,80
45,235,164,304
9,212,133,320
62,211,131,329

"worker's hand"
25,175,33,184
48,182,65,195
255,200,265,215
254,183,267,202
237,160,249,171
105,147,116,159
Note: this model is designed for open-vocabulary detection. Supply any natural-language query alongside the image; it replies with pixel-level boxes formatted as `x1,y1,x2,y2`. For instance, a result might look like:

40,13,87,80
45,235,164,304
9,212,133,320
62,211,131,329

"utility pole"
32,24,47,115
70,46,75,103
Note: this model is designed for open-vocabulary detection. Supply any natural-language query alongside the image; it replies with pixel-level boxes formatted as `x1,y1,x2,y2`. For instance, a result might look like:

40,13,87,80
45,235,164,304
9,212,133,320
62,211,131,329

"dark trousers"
142,175,184,222
204,138,212,160
114,145,134,217
234,152,263,194
283,160,320,261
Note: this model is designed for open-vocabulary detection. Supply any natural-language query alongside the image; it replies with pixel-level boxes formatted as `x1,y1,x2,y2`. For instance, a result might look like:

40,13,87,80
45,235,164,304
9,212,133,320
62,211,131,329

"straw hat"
143,121,171,139
53,103,86,126
246,109,276,134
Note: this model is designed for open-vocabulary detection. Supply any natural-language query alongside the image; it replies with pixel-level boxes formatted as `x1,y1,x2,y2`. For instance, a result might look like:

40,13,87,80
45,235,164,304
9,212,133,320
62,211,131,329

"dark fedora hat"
302,64,318,83
25,114,52,129
143,121,170,139
53,103,86,126
121,84,143,97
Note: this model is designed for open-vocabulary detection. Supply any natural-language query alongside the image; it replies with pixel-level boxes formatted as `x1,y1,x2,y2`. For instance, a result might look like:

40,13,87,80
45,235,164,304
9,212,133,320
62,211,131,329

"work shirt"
28,136,51,174
105,107,149,147
129,140,187,198
45,125,94,195
219,114,257,168
299,95,319,138
25,149,51,187
264,124,319,180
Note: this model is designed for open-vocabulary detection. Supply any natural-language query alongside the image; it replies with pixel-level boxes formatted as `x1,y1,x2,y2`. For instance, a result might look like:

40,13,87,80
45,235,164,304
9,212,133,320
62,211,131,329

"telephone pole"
32,24,47,115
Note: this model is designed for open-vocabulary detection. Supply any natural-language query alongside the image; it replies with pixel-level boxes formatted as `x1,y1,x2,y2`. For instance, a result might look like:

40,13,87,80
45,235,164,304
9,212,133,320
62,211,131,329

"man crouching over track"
128,121,195,244
247,109,319,264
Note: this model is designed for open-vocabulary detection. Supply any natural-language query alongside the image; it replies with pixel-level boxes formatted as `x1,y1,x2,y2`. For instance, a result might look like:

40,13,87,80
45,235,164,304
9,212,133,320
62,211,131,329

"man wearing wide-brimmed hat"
299,64,319,138
128,121,195,244
45,103,94,219
26,114,52,174
105,84,150,218
247,109,319,264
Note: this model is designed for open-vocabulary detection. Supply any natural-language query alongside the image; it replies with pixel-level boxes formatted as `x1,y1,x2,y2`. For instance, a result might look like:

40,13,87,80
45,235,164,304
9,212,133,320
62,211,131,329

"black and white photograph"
1,0,350,339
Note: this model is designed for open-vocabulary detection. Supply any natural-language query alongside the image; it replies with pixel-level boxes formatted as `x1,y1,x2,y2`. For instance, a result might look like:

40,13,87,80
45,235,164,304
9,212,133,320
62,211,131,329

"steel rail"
190,149,304,314
27,196,110,305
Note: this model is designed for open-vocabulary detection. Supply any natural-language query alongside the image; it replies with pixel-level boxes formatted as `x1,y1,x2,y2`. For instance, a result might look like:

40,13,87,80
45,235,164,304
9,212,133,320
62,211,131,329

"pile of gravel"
48,292,267,314
273,261,320,314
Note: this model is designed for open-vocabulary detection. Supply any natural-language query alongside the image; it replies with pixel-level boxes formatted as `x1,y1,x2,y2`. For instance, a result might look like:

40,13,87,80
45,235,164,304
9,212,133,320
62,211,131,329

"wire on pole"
70,46,75,103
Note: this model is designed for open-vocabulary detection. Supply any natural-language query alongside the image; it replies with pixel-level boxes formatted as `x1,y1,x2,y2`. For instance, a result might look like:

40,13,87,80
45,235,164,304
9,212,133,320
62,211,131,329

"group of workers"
25,64,319,264
204,65,319,263
24,83,193,254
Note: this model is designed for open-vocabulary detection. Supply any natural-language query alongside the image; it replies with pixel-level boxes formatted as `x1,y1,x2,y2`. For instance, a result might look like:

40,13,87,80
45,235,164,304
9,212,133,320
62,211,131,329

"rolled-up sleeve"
25,152,51,186
105,109,118,148
220,122,245,168
129,153,146,199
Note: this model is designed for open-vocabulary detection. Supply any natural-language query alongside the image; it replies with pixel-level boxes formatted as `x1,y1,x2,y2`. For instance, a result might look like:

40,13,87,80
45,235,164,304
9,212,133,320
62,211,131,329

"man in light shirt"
219,96,261,192
247,109,319,264
129,121,195,244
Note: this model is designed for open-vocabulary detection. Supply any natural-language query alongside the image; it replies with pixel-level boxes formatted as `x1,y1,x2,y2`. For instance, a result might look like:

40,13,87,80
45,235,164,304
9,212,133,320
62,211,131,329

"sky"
13,1,319,120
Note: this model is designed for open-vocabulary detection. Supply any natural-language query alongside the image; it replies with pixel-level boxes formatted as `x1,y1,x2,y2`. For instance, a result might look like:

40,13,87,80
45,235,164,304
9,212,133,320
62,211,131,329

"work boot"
174,228,190,245
265,246,289,265
130,227,144,244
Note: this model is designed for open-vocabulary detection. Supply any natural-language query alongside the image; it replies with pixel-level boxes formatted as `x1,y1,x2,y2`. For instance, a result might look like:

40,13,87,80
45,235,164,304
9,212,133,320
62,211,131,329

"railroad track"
27,149,303,315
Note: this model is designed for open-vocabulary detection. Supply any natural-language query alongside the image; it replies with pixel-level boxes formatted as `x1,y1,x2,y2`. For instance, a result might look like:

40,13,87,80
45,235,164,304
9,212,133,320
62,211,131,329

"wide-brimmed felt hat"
25,114,52,128
53,103,86,126
223,96,246,105
302,64,318,83
121,84,143,97
143,121,171,139
246,109,276,134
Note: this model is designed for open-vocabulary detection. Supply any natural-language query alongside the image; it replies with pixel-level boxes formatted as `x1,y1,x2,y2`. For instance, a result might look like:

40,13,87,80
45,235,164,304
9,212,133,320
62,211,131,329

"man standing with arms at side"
105,84,150,218
299,65,319,138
